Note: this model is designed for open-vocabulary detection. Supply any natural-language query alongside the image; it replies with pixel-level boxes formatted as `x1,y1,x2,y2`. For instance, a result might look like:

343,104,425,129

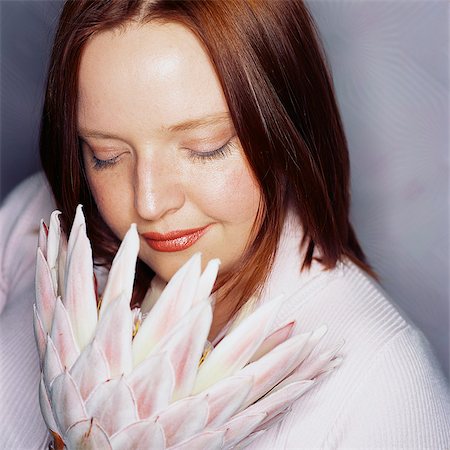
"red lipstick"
142,225,209,252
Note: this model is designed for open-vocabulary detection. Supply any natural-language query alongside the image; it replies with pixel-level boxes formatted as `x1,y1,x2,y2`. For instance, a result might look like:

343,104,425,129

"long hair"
40,0,377,311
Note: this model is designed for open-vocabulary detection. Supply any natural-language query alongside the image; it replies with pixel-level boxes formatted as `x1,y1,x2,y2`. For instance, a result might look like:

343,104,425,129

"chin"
140,253,195,283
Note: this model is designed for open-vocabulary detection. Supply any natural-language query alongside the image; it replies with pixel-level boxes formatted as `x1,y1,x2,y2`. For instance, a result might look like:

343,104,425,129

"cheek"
198,161,261,224
85,170,133,239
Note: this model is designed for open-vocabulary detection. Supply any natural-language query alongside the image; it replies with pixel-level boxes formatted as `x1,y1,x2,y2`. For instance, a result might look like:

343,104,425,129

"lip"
142,225,210,252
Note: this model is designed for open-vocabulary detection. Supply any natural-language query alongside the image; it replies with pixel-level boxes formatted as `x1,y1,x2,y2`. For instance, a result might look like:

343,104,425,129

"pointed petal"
204,375,253,428
57,232,68,301
249,321,295,363
63,206,86,307
50,371,88,436
156,395,209,447
302,339,344,379
47,211,62,292
153,300,212,400
278,339,344,389
220,413,267,448
64,222,97,350
132,253,201,366
193,296,283,393
99,224,139,317
38,219,48,258
50,298,80,370
39,375,60,435
253,409,291,435
170,430,225,450
35,247,57,333
43,335,64,389
270,325,331,391
140,277,166,315
70,339,110,401
65,205,86,268
234,430,266,449
238,332,317,409
65,418,112,450
193,258,220,304
235,380,314,429
109,420,165,449
85,377,138,436
95,293,133,377
126,353,174,419
33,305,47,366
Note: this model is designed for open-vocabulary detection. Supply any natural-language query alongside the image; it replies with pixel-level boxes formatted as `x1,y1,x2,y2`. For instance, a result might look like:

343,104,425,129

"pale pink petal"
63,205,85,306
193,297,283,393
249,320,295,363
99,224,139,317
47,210,62,293
204,376,253,428
65,205,86,268
234,430,266,449
170,430,225,450
109,420,165,449
39,375,59,435
253,409,291,435
237,332,317,409
153,300,212,400
132,253,201,366
50,371,88,435
38,219,48,258
126,353,174,419
70,339,110,401
140,276,166,315
43,335,64,389
50,298,80,370
193,258,220,304
33,305,47,366
235,380,315,427
57,232,67,300
95,293,133,377
65,418,112,449
85,376,138,436
269,325,332,392
277,340,344,389
220,413,267,448
64,222,97,350
35,247,57,333
156,395,209,447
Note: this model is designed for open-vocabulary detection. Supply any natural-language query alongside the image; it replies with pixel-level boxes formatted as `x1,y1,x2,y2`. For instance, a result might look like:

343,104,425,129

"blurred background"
1,0,448,378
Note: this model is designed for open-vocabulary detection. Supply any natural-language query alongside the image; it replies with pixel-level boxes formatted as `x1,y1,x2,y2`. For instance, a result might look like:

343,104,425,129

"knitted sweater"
1,173,449,449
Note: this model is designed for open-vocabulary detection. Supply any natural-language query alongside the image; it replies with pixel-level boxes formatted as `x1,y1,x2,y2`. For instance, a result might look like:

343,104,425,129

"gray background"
1,0,449,378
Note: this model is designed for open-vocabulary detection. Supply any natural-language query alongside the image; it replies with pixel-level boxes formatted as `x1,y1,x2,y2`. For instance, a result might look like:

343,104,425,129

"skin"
77,21,262,336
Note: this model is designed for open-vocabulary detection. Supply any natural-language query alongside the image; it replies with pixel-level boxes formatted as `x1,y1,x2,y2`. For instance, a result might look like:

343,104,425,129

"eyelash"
187,141,233,163
90,141,233,171
91,155,120,171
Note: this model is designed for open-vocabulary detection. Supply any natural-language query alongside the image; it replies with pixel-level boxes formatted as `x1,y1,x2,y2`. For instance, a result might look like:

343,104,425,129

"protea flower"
34,206,342,449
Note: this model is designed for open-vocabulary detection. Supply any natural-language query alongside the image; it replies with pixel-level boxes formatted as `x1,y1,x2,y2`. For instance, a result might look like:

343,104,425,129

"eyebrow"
78,113,232,139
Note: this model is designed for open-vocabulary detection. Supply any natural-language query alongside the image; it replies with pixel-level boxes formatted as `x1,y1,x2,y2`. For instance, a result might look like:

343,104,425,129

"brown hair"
40,0,377,312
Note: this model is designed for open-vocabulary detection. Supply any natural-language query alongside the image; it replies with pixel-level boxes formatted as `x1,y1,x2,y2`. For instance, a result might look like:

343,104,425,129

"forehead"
77,21,228,136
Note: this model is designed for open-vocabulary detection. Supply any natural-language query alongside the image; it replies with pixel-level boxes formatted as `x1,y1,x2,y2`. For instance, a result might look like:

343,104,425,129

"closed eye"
187,139,234,163
91,154,120,170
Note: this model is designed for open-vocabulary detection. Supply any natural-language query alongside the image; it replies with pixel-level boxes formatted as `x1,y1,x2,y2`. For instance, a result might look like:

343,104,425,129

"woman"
1,0,448,448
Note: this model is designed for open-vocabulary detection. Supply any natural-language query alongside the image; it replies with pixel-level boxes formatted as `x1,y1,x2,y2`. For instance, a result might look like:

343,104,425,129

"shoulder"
266,260,450,448
1,171,54,229
0,172,56,312
319,323,450,448
280,258,446,388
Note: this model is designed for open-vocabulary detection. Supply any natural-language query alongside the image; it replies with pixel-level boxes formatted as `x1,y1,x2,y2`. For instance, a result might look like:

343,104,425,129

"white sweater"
0,173,449,449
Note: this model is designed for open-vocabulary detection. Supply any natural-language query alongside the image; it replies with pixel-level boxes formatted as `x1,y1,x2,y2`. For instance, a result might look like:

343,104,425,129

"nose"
133,150,185,221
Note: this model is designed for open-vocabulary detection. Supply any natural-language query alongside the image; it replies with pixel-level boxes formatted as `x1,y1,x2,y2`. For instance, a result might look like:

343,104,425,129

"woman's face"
77,22,262,282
